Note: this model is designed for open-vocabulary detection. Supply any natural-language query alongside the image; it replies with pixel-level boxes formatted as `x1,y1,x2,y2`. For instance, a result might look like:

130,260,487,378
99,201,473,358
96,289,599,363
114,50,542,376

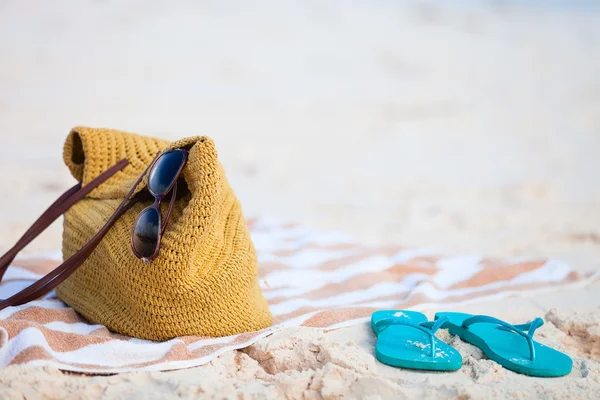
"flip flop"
371,310,462,371
434,312,572,377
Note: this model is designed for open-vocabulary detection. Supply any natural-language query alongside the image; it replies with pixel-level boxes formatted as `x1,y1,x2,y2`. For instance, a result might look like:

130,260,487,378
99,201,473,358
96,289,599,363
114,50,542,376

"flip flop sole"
375,344,462,371
438,312,572,377
372,310,462,371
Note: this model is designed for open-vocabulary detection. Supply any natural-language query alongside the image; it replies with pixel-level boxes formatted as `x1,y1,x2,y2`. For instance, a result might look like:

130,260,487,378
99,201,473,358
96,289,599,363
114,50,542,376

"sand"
0,0,599,398
1,307,599,399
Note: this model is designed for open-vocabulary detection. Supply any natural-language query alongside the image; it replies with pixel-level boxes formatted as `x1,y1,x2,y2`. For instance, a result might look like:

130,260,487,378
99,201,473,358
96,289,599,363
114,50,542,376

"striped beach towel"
0,218,594,373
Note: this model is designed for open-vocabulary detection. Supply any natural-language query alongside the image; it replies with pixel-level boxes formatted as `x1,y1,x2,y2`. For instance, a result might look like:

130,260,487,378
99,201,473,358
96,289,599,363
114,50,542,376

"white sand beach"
0,0,599,398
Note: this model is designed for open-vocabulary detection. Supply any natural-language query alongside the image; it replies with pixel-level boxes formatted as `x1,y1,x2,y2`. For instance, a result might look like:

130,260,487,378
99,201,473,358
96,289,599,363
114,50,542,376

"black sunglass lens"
148,150,186,196
132,207,160,260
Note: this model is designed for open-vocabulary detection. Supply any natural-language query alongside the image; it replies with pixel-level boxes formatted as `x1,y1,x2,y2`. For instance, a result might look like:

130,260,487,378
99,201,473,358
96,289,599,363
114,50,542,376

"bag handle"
0,157,152,311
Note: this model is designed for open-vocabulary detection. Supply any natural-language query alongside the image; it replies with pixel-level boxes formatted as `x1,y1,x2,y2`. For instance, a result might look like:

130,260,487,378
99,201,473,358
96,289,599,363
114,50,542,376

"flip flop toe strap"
375,317,449,358
462,316,543,361
504,317,544,334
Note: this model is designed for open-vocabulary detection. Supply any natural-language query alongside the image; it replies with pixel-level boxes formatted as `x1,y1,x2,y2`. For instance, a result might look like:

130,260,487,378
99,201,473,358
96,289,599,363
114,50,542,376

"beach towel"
0,217,594,373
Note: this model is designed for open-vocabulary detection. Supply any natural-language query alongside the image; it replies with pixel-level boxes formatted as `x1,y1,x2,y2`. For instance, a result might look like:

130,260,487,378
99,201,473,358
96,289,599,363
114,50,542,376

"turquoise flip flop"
434,312,572,377
371,310,462,371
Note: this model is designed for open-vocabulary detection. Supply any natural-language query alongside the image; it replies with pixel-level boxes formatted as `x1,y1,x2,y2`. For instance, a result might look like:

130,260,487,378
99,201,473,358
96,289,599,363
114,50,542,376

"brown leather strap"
0,159,129,280
0,197,138,308
0,184,81,281
0,157,156,311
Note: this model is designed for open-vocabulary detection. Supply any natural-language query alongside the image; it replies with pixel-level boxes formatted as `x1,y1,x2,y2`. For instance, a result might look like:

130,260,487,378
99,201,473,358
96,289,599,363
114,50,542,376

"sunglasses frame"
130,148,189,263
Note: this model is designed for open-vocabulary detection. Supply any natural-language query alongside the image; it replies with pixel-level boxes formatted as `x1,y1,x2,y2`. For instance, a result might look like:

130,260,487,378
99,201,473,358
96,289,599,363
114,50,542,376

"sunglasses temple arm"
160,180,178,237
0,159,130,281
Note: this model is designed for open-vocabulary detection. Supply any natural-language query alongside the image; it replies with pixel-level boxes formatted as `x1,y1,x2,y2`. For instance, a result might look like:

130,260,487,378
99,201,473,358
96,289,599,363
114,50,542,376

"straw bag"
0,127,272,341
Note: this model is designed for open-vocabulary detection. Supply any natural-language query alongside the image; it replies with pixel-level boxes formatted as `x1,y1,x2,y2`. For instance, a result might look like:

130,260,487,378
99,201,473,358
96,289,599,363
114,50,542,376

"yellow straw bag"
56,127,272,340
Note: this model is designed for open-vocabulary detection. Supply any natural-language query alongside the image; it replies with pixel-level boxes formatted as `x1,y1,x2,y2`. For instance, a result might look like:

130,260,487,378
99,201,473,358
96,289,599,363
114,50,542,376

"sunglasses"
131,148,188,263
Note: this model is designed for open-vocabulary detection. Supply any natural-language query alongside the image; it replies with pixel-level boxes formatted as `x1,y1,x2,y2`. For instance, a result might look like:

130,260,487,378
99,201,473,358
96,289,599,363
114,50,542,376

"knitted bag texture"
57,127,272,340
